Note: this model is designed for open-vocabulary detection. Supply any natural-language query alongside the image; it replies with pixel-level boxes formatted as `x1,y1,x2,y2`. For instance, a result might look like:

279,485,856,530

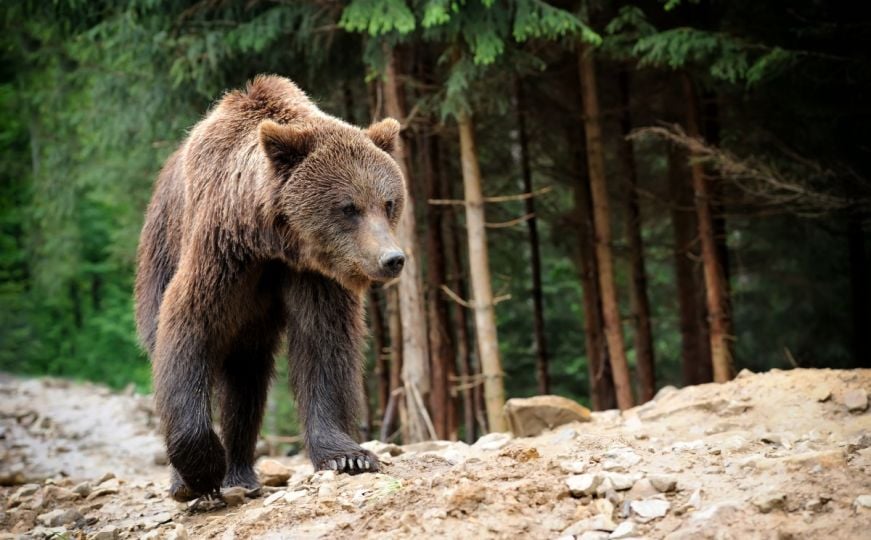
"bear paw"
316,448,381,475
223,465,262,496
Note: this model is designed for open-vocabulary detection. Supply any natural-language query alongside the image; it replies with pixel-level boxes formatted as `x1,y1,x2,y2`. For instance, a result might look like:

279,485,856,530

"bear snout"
379,250,406,278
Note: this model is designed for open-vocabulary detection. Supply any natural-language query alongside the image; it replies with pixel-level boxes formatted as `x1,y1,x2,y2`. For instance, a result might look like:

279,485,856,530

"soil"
1,368,870,539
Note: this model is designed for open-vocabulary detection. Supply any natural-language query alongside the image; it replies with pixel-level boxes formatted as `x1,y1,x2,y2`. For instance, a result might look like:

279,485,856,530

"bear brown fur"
134,75,406,501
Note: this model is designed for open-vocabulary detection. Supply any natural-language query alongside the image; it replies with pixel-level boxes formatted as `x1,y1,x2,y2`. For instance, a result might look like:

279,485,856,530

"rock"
601,448,642,471
472,432,512,451
854,495,871,510
551,428,578,444
567,474,602,497
96,472,115,484
562,514,617,536
601,472,640,491
804,497,830,512
72,481,92,498
686,489,702,510
843,389,868,412
577,533,610,540
43,485,77,501
311,470,336,483
263,490,287,506
625,479,659,501
257,459,292,486
654,385,679,400
812,386,831,402
361,440,404,456
649,475,677,493
93,525,120,540
36,508,83,527
630,498,670,521
222,486,247,506
9,484,39,506
609,520,637,539
560,460,587,474
142,511,173,530
284,489,308,503
752,492,786,513
166,524,189,540
503,395,591,437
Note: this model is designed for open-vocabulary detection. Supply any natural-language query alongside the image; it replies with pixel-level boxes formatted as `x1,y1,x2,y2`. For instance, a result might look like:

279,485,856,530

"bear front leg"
286,274,379,474
154,267,229,501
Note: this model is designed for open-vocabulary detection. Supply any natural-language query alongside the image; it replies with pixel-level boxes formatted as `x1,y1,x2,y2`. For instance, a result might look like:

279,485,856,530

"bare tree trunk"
617,71,655,403
420,128,455,440
442,146,477,442
682,74,734,383
369,289,389,419
457,111,507,432
578,44,634,410
382,46,431,441
386,288,404,439
569,125,616,411
667,144,712,385
515,77,550,395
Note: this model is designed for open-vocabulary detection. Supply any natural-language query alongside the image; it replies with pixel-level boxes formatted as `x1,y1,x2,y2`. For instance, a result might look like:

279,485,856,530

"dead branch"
428,186,552,206
485,213,534,228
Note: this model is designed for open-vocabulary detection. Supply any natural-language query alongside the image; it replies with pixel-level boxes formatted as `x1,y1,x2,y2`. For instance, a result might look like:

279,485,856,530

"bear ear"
259,119,313,172
365,117,401,154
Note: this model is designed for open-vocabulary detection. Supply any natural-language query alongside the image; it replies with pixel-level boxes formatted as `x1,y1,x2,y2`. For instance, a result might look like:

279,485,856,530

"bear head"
259,116,406,290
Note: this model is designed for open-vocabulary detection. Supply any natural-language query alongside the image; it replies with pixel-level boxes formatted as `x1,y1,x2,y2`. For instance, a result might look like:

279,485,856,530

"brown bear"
134,75,406,501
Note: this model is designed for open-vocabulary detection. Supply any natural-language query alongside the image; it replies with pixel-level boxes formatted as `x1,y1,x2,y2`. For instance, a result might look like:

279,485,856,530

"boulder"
504,395,592,437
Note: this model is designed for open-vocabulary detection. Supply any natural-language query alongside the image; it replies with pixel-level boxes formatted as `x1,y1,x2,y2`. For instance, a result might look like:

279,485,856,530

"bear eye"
385,200,395,216
342,203,360,218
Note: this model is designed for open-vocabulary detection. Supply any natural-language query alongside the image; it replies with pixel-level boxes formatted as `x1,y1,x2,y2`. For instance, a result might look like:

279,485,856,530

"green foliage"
340,0,416,36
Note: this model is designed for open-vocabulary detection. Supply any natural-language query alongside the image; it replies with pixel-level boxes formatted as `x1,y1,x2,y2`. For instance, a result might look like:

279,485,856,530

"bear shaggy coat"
134,75,406,501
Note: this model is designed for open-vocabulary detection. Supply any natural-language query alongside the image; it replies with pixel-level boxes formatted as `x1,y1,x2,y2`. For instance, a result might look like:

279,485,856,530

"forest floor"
1,368,870,539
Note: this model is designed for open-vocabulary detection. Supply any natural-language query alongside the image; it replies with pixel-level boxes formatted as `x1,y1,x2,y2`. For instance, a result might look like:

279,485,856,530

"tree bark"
442,145,478,442
515,77,550,395
578,44,634,410
667,145,713,386
457,111,507,432
382,46,431,441
617,71,656,403
386,287,404,439
420,128,455,440
682,74,734,383
368,288,389,419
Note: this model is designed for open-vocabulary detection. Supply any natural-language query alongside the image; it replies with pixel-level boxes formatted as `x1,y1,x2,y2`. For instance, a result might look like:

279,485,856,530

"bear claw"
317,450,379,475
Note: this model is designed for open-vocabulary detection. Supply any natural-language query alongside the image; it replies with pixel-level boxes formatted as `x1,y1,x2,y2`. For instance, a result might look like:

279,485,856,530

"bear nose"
380,251,406,276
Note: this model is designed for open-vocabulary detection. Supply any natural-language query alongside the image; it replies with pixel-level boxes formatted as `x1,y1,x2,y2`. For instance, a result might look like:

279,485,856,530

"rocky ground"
1,368,870,539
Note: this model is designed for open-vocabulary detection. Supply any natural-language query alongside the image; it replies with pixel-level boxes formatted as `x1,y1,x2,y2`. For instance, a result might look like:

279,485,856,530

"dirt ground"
1,368,870,539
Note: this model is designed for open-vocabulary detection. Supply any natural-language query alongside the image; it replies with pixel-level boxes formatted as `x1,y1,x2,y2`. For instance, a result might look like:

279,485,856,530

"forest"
1,0,869,445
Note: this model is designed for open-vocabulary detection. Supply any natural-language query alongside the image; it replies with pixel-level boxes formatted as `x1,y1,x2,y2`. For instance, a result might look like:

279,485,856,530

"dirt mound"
2,368,870,539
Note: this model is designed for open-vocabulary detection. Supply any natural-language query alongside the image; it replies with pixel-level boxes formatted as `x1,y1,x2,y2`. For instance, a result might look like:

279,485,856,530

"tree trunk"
569,124,616,411
457,111,507,432
420,128,455,440
682,74,734,383
578,44,634,410
386,288,404,439
617,71,655,403
442,145,477,442
667,144,712,385
369,288,389,419
382,46,431,441
515,77,550,395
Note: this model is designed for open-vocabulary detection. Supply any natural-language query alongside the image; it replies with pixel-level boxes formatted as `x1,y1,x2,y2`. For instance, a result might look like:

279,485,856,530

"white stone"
609,521,637,539
630,498,670,521
472,432,512,451
566,474,602,497
263,490,287,506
